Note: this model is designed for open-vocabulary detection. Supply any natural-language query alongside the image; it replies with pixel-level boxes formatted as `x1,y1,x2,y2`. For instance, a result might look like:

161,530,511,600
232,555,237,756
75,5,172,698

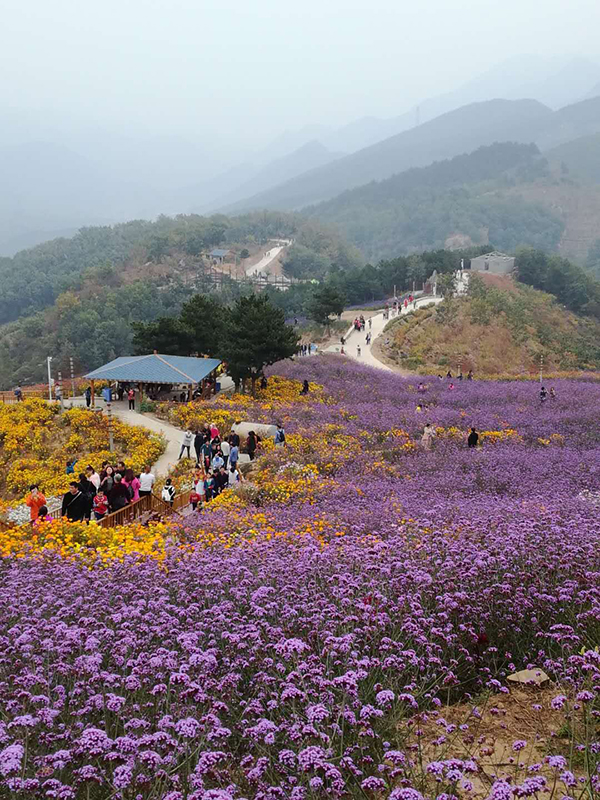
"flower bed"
0,399,165,503
0,357,599,799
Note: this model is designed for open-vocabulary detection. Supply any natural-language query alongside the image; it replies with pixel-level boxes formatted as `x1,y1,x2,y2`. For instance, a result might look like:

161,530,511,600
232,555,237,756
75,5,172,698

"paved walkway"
110,405,184,475
325,296,443,371
245,240,291,277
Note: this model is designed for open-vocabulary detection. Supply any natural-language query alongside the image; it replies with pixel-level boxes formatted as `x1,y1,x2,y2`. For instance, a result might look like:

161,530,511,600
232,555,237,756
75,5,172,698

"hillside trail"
245,240,291,276
326,295,442,373
69,396,183,476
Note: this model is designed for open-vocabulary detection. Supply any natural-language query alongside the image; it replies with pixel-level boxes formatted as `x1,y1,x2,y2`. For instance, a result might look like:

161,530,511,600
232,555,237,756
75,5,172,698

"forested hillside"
307,143,566,260
0,211,361,326
0,212,361,387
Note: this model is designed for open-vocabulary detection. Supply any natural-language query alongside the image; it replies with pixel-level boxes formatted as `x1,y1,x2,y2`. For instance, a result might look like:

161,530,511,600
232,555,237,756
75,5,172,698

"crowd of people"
22,420,291,526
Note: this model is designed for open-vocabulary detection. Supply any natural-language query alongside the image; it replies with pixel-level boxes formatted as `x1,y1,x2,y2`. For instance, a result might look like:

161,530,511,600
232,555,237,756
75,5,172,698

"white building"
470,251,516,275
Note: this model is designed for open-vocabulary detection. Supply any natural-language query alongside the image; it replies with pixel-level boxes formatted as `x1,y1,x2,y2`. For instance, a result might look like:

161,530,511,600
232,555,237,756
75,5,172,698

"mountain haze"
223,95,600,214
222,99,553,212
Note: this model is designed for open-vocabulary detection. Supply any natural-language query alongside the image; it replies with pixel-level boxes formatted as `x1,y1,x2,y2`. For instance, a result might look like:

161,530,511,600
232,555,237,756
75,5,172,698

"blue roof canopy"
85,354,221,385
209,248,230,257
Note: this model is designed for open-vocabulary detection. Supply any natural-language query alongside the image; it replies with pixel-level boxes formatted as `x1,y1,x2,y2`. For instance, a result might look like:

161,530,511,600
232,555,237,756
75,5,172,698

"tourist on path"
108,474,130,512
127,387,135,410
194,430,204,465
229,443,239,470
122,468,140,502
84,386,92,407
246,431,260,461
92,491,109,521
138,466,155,497
211,451,225,471
220,438,230,467
61,482,89,522
86,466,100,491
228,464,244,486
78,472,96,520
179,429,194,459
100,466,115,496
300,380,309,395
467,428,479,448
25,485,46,521
14,385,23,402
540,386,548,403
161,479,175,506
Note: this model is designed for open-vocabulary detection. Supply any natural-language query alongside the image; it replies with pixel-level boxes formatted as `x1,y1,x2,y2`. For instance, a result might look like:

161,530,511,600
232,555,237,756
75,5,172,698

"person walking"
421,423,436,451
246,431,259,461
211,450,224,472
228,463,244,486
86,466,101,491
77,472,96,520
122,468,140,502
127,387,135,410
357,345,361,357
161,479,175,506
84,386,92,407
25,485,47,522
300,380,309,395
540,386,548,403
14,385,23,402
194,430,204,465
220,437,230,467
368,318,372,329
138,466,155,498
467,427,479,448
275,423,286,447
99,465,115,497
229,442,239,471
179,429,193,459
61,482,88,522
190,488,202,512
108,474,130,512
92,490,109,521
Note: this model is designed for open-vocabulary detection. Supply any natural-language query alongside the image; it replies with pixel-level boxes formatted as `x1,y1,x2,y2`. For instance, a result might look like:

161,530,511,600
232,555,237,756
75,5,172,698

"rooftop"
85,354,221,385
209,248,231,257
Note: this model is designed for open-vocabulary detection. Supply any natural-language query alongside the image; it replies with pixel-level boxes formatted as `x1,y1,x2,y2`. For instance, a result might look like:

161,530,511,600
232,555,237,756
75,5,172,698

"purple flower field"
1,356,599,799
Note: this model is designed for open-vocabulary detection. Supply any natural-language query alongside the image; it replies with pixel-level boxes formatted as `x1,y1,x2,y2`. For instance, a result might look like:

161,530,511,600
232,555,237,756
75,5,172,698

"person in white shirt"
228,465,243,486
220,439,230,466
86,466,101,490
179,430,193,459
138,466,155,496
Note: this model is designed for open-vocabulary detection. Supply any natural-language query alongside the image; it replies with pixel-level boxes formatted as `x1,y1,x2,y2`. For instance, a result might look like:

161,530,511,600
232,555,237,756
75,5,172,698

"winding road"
325,295,443,370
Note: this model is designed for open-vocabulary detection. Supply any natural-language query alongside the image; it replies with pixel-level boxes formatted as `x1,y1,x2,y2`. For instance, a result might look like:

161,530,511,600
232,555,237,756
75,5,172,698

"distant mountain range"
223,96,600,213
1,53,599,256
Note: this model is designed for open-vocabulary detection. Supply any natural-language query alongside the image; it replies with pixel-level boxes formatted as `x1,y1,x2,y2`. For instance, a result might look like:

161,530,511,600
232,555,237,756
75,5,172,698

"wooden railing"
0,390,46,404
0,491,191,534
96,491,187,528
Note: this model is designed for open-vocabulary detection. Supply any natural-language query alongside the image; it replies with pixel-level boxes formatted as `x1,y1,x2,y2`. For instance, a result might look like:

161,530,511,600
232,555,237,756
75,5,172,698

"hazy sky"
0,0,598,163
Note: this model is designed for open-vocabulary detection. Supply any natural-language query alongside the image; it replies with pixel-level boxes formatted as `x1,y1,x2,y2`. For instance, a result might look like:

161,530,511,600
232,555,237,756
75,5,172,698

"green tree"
306,284,345,334
240,248,250,259
220,295,299,395
131,317,192,356
437,272,457,299
179,294,226,357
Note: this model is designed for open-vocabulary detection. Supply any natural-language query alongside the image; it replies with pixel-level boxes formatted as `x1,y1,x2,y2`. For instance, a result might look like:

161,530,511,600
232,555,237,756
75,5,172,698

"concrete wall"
471,254,515,274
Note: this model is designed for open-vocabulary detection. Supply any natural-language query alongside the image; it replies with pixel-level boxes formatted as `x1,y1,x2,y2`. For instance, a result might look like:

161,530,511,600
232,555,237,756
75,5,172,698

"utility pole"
69,356,75,400
57,371,64,409
47,356,53,400
107,401,114,452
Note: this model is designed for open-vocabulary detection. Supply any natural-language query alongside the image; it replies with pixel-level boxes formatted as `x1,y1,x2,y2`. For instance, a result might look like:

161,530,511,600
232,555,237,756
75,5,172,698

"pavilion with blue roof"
85,353,221,408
